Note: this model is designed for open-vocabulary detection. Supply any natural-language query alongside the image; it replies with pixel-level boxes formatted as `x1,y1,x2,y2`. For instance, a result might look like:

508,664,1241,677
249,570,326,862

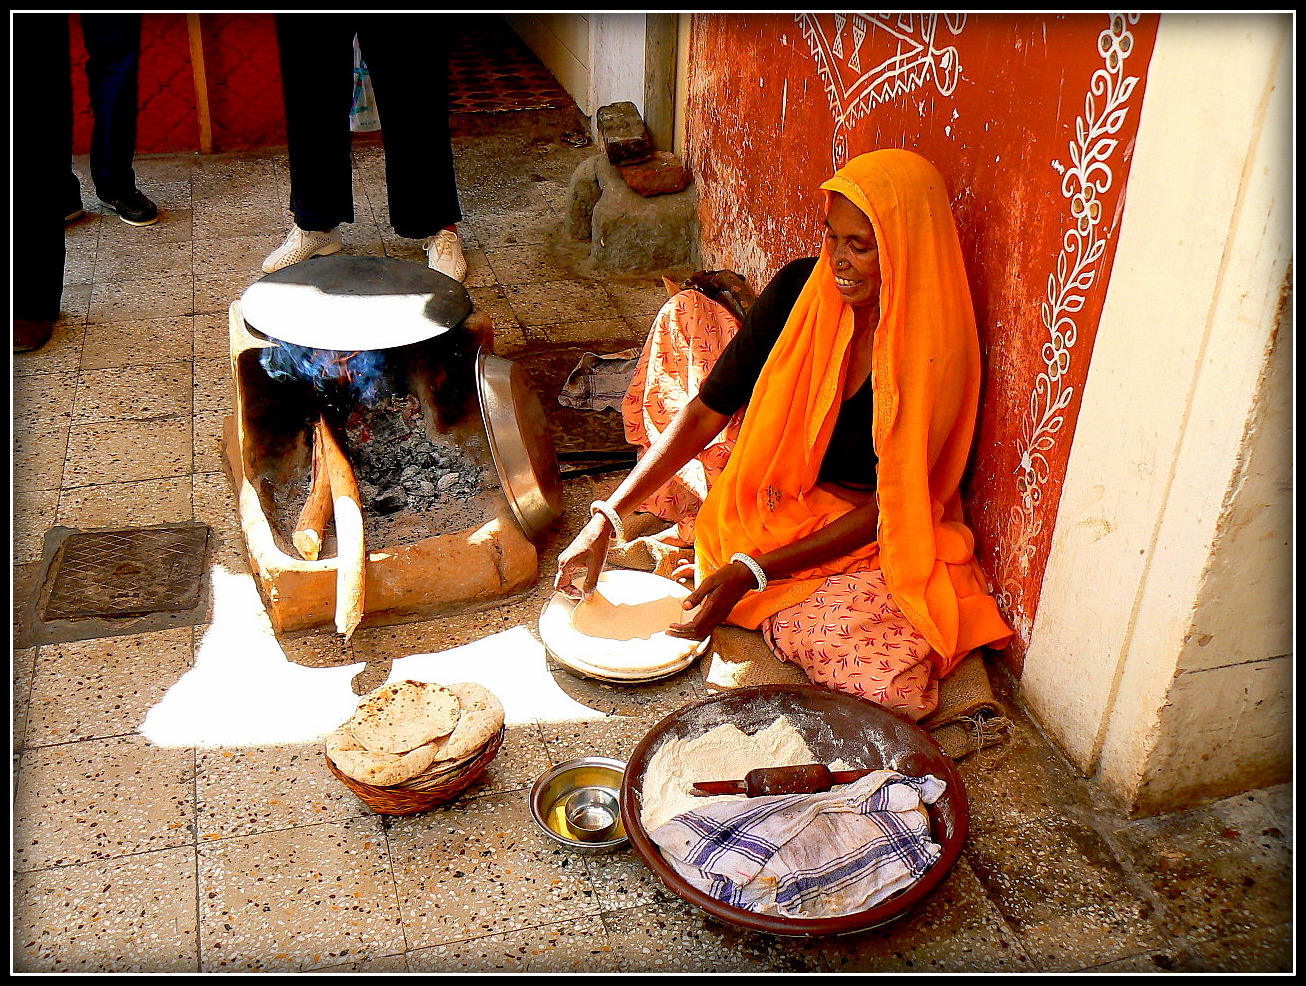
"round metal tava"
476,350,563,541
239,255,473,351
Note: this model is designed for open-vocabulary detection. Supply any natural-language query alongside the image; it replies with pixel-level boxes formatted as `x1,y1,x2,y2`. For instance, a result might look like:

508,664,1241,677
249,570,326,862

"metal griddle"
239,255,473,351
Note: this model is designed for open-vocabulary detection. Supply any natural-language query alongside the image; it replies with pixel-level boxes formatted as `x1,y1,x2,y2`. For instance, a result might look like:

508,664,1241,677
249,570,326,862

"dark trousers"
15,14,71,321
80,13,143,200
275,14,462,238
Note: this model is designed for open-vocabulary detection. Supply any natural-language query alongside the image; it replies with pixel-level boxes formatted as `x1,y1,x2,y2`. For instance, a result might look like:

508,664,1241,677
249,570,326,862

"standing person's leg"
14,14,72,350
263,13,356,272
357,14,466,278
55,15,82,221
278,14,358,231
80,13,157,225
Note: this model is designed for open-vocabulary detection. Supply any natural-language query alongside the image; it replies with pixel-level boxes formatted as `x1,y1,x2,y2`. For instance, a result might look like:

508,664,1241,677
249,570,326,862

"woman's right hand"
553,397,729,601
553,513,614,600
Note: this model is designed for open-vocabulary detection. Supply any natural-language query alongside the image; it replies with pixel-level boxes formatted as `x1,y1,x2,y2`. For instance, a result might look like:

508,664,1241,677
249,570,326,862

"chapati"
326,724,442,787
346,679,461,756
426,682,505,763
570,579,686,642
540,570,707,679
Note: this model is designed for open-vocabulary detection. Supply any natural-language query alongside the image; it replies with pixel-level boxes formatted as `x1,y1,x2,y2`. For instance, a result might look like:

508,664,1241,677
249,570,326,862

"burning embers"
261,341,394,414
343,394,485,513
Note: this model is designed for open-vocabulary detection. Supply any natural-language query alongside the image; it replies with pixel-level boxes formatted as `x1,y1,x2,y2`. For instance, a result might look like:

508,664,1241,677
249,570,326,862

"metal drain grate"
42,525,211,621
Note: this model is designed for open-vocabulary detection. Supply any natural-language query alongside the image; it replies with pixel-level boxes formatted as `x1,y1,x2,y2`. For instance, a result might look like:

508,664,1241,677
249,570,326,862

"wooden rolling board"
540,570,708,682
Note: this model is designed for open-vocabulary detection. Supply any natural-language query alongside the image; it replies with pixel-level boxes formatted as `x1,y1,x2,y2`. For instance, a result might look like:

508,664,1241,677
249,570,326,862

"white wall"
1120,299,1293,814
587,13,647,117
504,12,647,122
504,13,592,113
1019,12,1292,815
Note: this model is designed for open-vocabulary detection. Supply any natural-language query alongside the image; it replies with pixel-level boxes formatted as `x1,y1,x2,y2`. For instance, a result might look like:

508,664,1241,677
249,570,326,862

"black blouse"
697,258,879,491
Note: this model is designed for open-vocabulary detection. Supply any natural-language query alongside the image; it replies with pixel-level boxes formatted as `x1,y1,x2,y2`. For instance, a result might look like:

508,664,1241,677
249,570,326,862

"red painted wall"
70,12,285,155
685,13,1159,668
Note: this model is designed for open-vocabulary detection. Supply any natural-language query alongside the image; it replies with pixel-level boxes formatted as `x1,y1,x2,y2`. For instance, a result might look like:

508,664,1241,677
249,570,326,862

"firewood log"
315,417,366,640
292,419,333,561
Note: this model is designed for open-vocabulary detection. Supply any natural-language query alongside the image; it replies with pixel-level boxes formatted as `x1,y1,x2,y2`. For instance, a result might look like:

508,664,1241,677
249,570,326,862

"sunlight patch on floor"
139,566,605,748
386,625,608,727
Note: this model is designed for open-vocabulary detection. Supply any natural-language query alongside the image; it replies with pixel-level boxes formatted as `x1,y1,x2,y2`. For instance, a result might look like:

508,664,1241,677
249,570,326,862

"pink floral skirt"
762,571,938,721
624,290,938,720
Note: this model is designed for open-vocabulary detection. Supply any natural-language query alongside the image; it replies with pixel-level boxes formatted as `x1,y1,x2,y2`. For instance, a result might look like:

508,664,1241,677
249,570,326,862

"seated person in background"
554,149,1011,721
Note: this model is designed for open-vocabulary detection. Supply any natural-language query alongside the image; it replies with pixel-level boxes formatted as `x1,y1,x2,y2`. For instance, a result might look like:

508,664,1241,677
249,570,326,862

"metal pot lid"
476,350,564,542
239,255,472,351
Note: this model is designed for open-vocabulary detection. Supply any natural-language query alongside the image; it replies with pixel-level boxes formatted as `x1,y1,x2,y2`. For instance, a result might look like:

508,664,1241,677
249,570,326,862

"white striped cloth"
650,769,945,919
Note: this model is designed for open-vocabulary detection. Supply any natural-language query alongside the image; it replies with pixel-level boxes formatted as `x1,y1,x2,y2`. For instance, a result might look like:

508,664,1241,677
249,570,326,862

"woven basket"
325,727,505,816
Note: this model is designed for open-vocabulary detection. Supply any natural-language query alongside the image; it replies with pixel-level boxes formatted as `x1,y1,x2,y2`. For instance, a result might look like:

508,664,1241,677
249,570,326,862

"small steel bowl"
530,756,628,852
564,787,621,841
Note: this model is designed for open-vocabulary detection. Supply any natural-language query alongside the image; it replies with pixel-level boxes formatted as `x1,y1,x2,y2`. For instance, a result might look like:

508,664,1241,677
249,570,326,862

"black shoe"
98,188,159,226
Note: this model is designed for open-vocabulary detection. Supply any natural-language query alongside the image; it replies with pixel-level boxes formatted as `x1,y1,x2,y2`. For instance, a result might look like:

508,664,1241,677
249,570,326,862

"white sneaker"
423,228,467,282
262,226,343,273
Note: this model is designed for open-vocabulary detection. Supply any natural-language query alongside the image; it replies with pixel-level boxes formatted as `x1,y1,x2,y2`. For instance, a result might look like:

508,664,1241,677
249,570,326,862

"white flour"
641,715,851,832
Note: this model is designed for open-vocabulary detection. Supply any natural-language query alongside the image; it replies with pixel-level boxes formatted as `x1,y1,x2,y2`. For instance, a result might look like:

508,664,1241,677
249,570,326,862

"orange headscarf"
694,149,1011,675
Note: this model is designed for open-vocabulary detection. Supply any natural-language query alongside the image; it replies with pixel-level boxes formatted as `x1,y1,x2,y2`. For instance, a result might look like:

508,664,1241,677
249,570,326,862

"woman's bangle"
590,500,625,543
730,552,768,592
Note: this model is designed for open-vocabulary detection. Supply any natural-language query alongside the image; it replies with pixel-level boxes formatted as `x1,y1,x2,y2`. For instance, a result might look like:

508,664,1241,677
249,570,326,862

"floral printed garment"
621,289,743,543
764,570,939,720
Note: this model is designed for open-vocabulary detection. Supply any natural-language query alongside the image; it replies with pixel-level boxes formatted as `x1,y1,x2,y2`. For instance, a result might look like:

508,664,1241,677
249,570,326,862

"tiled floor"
11,61,1293,976
448,16,576,116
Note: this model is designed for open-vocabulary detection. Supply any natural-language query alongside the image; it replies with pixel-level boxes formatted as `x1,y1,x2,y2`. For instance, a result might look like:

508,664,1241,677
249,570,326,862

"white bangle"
730,552,768,592
590,500,625,543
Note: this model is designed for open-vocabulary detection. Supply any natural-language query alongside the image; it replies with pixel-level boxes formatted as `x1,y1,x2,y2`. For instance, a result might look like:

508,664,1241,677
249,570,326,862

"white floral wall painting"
793,12,1144,641
795,12,966,168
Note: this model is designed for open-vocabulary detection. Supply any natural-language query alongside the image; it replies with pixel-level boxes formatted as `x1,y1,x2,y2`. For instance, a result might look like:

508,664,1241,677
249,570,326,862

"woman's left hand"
666,561,756,640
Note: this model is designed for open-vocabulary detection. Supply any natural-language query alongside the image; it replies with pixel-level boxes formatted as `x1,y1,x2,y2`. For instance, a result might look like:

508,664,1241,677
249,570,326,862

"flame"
329,351,363,384
260,343,390,407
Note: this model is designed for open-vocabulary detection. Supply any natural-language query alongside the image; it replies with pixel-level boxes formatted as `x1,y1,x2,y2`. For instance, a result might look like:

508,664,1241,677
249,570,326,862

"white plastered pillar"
1018,13,1292,813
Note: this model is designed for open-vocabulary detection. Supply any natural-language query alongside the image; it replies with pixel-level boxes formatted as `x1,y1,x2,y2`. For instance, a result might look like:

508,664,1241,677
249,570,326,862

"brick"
619,151,689,197
596,101,654,166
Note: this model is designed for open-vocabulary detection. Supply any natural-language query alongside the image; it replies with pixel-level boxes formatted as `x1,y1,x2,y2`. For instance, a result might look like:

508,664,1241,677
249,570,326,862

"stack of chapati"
325,679,504,791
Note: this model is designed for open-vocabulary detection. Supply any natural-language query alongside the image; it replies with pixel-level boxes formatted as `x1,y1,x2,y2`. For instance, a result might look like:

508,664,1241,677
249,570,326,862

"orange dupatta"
694,149,1011,676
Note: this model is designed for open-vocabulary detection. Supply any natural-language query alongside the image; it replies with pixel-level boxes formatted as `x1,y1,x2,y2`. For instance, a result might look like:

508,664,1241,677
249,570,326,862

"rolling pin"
691,763,875,797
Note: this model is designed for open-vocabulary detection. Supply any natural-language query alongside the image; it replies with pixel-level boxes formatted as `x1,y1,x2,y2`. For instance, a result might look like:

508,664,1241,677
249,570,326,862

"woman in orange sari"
554,149,1010,720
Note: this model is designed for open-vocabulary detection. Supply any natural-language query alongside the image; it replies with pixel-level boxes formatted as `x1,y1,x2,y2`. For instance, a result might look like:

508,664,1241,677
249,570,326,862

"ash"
343,392,493,543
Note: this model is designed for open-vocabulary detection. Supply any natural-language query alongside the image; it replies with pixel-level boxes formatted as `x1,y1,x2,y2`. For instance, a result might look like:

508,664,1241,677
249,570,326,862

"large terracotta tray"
620,684,969,938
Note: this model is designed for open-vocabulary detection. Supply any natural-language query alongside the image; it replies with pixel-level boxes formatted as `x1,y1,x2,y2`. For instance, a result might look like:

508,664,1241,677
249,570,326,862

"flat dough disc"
540,570,708,679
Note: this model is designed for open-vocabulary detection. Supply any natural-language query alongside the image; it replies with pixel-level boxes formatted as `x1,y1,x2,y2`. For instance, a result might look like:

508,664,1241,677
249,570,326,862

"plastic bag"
350,35,381,133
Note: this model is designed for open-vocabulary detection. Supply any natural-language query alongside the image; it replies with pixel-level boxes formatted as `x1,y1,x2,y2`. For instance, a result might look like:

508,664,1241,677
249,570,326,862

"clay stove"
222,258,558,635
